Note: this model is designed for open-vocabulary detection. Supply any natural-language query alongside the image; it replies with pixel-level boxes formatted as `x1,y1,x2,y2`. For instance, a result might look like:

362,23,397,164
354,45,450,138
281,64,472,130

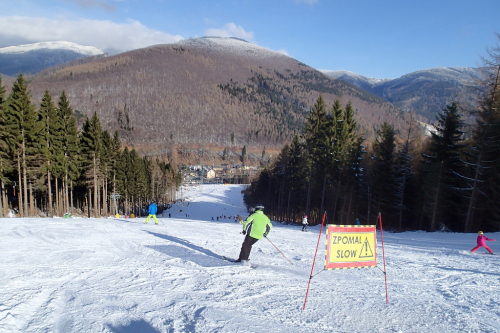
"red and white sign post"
303,212,388,310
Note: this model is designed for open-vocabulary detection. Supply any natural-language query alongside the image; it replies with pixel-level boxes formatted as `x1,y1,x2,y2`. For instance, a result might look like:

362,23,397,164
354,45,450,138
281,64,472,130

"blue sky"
0,0,499,78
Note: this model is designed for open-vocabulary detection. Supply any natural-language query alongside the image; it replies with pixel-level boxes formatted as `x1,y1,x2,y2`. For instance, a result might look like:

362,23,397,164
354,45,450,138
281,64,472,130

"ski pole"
265,236,293,265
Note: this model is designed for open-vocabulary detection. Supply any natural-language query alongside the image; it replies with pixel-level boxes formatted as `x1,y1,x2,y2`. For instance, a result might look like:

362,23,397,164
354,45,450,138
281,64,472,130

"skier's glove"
263,232,268,238
242,230,246,235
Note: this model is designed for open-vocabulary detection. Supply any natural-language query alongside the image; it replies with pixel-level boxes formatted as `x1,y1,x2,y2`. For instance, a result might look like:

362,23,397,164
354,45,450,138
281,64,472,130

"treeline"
244,52,500,232
0,73,181,218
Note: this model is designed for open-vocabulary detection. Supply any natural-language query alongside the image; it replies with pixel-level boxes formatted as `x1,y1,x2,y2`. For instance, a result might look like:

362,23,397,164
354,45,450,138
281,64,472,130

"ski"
221,256,257,268
221,256,238,262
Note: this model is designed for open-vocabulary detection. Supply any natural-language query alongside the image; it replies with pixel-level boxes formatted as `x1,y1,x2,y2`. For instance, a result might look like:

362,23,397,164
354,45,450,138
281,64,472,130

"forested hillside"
24,37,409,154
245,38,500,233
322,67,483,123
0,74,180,219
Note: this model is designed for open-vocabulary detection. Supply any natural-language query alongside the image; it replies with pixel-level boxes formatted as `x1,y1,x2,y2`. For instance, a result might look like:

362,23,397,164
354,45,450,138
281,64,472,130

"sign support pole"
302,211,326,311
378,212,389,304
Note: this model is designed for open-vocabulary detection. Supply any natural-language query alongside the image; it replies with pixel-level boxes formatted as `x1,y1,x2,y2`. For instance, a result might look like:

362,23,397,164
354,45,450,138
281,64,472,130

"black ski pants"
238,235,259,261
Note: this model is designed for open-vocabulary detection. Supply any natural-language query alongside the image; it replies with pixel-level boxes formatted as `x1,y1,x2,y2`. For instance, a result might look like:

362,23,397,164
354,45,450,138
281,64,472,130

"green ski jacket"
243,210,272,240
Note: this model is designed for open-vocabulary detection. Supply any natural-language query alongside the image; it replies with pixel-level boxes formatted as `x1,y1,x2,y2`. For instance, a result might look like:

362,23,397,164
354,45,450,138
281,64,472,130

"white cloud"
205,23,254,42
276,49,290,56
0,16,183,53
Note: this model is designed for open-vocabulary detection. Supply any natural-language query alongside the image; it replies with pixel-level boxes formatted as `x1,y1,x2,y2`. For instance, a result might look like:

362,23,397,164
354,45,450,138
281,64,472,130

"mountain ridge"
321,67,483,121
22,37,407,154
0,41,104,76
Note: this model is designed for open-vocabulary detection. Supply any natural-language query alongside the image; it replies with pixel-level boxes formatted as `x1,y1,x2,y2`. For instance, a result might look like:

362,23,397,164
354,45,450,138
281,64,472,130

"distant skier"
471,231,495,254
302,215,308,232
145,200,158,224
356,218,360,226
236,204,272,262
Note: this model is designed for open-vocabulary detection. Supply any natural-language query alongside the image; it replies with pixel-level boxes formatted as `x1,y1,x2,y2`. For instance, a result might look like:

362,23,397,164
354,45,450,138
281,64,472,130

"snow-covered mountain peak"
0,41,103,56
319,69,391,85
178,37,288,60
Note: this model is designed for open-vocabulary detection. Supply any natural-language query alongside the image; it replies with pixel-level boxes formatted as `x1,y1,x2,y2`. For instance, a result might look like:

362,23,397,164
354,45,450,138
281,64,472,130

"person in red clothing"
471,231,496,254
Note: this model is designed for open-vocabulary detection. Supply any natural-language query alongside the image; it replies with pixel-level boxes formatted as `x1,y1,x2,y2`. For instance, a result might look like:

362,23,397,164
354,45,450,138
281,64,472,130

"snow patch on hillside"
0,41,103,56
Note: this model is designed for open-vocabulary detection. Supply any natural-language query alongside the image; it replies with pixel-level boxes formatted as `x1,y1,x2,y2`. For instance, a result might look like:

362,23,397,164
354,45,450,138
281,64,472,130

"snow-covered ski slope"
1,184,499,332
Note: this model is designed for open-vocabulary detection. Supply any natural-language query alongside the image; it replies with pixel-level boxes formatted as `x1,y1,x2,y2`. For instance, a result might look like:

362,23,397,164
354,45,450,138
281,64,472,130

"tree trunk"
70,179,74,215
93,154,98,218
48,169,52,217
29,182,33,216
464,140,485,233
87,188,91,218
305,166,312,217
398,177,406,232
0,179,3,218
430,161,444,231
22,140,28,217
17,154,23,217
319,172,327,225
55,178,60,216
0,179,5,217
347,187,353,224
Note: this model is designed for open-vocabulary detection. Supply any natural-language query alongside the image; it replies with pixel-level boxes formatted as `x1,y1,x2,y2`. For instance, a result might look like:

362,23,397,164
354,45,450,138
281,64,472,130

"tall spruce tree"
58,91,79,214
0,76,9,217
80,112,103,217
332,100,361,224
421,102,465,231
110,131,122,215
464,49,500,231
302,94,329,219
37,90,63,216
286,135,308,221
6,73,37,216
394,119,417,231
371,122,397,227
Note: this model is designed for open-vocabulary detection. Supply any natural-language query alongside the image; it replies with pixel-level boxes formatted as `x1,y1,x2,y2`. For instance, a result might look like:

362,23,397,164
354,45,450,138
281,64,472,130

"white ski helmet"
255,204,264,211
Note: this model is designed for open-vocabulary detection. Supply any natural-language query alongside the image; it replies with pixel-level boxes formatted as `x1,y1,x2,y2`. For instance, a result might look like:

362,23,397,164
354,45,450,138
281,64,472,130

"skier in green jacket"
236,204,272,262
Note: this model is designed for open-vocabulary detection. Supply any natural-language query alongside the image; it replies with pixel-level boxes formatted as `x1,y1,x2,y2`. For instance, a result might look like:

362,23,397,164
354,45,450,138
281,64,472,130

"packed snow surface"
0,41,103,56
1,184,499,332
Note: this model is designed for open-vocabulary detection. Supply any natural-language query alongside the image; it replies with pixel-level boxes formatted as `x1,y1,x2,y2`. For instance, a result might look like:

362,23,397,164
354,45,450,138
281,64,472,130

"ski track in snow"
0,184,499,333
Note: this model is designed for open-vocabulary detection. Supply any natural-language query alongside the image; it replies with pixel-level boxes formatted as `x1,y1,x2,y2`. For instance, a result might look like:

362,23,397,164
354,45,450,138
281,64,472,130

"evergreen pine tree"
58,91,80,215
37,90,62,216
241,145,247,166
464,64,500,231
110,131,122,215
6,73,37,216
0,76,10,217
302,94,329,218
80,112,103,217
371,122,397,227
421,102,465,231
286,135,308,221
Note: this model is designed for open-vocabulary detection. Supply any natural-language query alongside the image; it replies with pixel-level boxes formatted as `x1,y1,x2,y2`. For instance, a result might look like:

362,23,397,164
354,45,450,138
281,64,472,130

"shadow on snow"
145,231,234,268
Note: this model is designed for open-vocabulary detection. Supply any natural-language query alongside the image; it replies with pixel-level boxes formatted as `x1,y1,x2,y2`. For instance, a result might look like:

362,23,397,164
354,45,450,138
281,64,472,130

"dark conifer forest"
0,74,181,218
244,36,500,232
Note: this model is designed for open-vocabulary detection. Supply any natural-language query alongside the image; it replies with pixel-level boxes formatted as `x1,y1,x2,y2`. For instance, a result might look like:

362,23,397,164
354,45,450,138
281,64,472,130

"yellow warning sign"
325,225,377,269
